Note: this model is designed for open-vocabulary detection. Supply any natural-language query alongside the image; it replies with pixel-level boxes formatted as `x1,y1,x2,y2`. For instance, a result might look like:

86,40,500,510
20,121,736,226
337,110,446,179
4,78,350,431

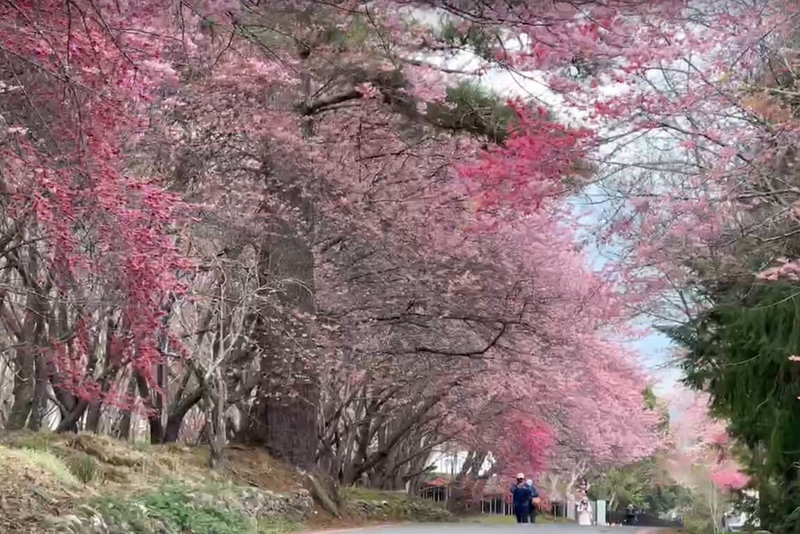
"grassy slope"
0,432,321,533
0,432,452,533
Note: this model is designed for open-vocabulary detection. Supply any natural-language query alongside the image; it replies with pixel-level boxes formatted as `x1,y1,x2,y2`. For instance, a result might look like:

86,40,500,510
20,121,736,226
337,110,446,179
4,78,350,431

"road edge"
301,522,411,533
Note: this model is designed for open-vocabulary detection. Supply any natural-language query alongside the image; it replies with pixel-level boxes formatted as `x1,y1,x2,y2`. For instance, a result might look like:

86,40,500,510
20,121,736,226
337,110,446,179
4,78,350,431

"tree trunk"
7,287,46,430
85,401,103,433
116,377,137,440
135,372,164,444
86,318,123,434
209,378,227,469
236,216,319,467
154,361,166,431
200,372,227,469
27,352,50,431
85,380,114,434
57,399,88,432
163,416,183,444
163,387,204,443
7,348,34,430
245,379,318,466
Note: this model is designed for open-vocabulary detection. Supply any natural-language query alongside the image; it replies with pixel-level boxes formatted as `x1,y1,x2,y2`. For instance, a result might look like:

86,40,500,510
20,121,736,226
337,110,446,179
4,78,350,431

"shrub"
344,489,454,523
65,453,104,484
91,484,257,534
683,516,715,534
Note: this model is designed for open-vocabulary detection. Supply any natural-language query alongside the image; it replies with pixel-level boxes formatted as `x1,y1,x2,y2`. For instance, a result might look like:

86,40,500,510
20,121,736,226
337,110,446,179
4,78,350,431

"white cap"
517,472,525,479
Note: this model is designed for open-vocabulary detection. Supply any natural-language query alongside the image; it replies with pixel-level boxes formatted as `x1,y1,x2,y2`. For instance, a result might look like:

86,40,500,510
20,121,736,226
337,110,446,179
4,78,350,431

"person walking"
526,479,540,523
625,504,636,525
577,496,593,526
510,473,533,523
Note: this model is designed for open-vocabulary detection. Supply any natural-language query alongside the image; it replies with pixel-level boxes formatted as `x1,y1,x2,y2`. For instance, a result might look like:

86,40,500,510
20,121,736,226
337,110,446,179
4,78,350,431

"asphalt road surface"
313,524,649,534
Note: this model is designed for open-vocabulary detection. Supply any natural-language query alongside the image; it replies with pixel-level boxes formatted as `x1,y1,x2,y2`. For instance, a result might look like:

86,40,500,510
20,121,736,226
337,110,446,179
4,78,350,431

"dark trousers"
515,504,530,523
529,502,537,523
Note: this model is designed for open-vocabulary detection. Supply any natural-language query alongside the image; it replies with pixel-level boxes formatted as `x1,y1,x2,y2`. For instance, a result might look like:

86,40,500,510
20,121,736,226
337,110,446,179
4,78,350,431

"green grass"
2,430,60,452
64,453,105,484
257,518,304,533
129,440,156,454
2,433,106,485
91,484,258,534
343,486,453,522
2,446,80,486
87,482,306,534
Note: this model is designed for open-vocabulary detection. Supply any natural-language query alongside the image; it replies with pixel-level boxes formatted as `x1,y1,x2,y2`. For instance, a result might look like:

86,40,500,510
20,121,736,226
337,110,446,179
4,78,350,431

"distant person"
525,479,540,523
625,504,636,525
510,473,533,523
577,478,590,499
577,497,593,526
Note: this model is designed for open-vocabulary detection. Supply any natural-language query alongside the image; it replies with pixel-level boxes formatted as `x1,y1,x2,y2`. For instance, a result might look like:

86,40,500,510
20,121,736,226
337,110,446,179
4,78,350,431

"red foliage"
458,103,593,214
0,1,190,399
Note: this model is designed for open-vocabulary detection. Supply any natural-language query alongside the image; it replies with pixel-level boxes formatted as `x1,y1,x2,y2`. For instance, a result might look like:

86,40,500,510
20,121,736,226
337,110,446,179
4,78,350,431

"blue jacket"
527,483,539,499
510,484,533,506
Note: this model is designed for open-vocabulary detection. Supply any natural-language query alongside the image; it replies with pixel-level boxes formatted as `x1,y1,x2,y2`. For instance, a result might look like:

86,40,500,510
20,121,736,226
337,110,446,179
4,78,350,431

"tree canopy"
3,3,800,528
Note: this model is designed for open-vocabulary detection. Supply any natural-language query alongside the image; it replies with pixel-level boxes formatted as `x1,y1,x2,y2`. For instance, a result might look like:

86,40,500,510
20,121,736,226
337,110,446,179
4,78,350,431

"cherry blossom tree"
0,0,197,431
170,1,665,480
667,392,748,532
0,0,670,482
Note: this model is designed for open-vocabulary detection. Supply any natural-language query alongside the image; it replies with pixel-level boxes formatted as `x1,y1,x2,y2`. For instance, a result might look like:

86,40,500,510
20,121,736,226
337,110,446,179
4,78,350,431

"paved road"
313,524,648,534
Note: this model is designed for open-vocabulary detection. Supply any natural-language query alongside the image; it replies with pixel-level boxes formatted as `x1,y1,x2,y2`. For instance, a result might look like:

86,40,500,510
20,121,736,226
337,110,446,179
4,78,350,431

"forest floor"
0,432,440,533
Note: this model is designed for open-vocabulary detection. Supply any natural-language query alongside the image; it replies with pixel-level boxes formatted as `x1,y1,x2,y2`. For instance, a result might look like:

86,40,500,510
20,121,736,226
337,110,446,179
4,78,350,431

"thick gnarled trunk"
237,217,319,468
